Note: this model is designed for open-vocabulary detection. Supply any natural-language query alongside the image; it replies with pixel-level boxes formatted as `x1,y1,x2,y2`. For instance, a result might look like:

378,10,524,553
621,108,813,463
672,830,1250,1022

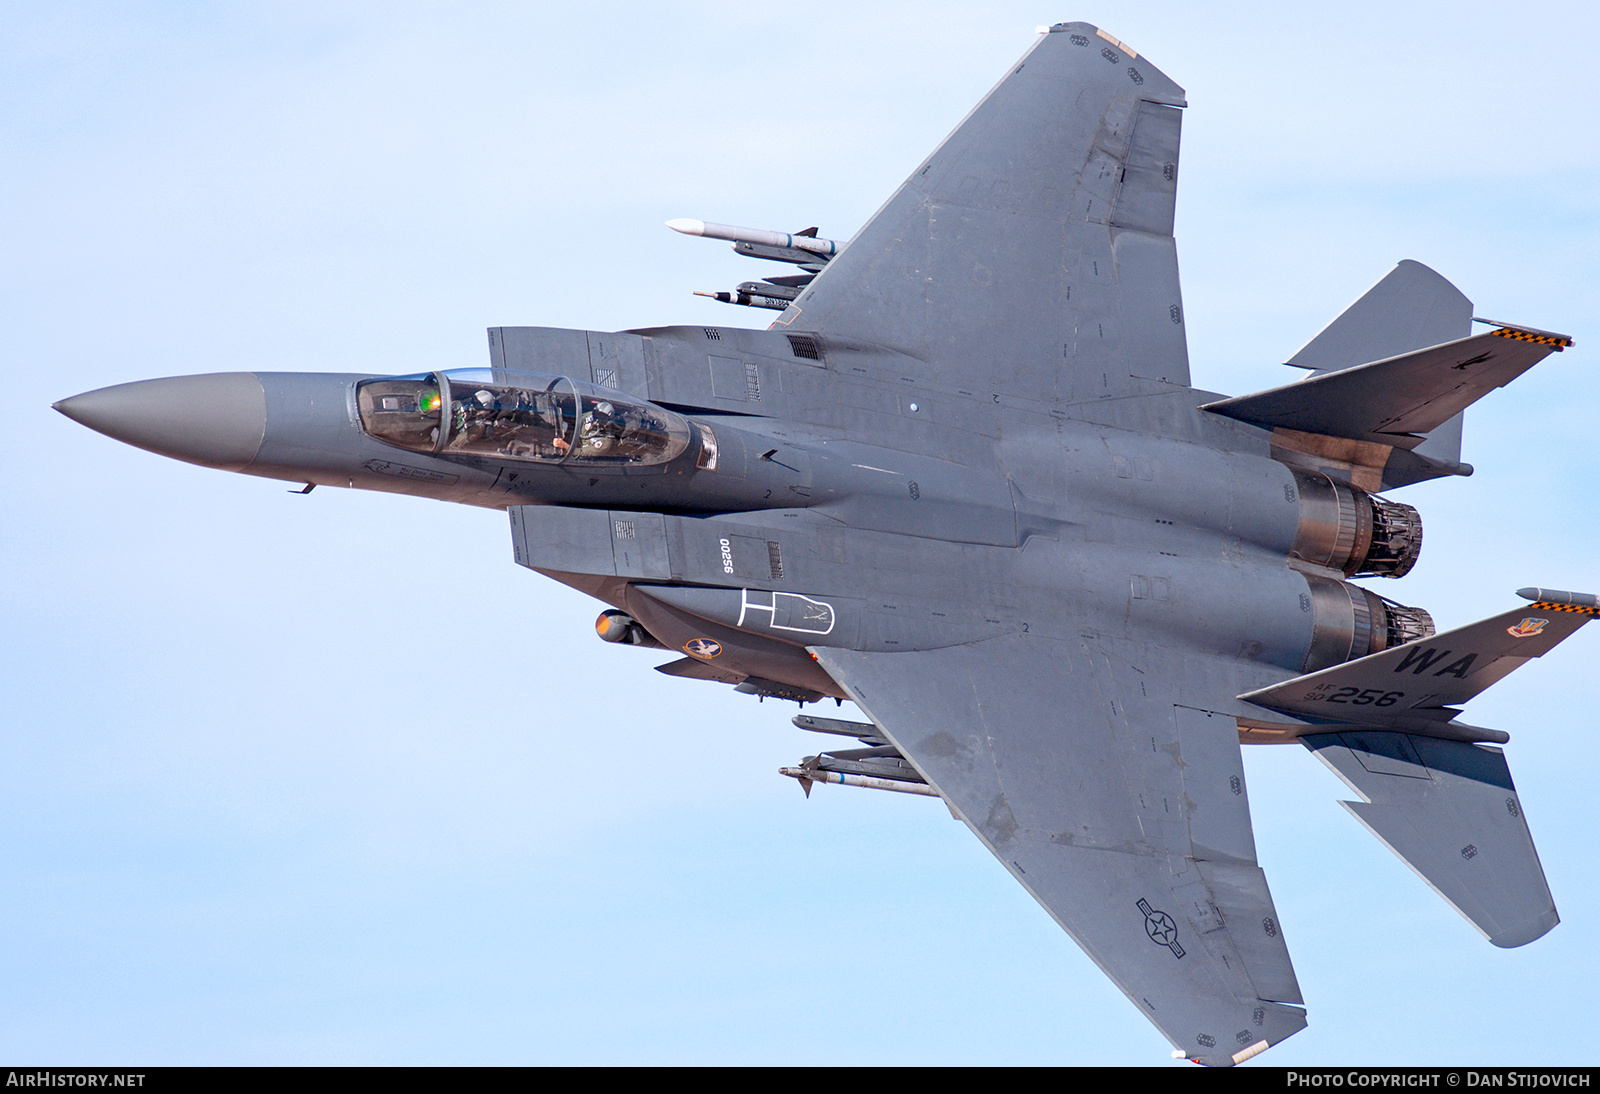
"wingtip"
1472,317,1574,347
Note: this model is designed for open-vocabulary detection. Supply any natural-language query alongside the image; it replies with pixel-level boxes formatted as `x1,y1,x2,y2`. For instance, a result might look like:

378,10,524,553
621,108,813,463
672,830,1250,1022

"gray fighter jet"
53,23,1586,1066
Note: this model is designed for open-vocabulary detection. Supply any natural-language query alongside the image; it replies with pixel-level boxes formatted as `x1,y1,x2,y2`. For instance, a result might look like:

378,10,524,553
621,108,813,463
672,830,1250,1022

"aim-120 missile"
666,218,842,258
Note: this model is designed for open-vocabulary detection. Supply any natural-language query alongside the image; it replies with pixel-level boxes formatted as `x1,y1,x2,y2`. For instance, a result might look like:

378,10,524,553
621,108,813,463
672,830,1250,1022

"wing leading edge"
813,634,1306,1066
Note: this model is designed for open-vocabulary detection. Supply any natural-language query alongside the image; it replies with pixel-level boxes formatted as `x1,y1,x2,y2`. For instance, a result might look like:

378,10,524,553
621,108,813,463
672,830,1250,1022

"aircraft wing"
774,23,1192,404
812,633,1307,1067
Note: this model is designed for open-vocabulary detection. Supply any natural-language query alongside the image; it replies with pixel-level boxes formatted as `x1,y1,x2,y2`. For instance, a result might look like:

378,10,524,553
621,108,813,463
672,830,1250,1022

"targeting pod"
595,610,664,649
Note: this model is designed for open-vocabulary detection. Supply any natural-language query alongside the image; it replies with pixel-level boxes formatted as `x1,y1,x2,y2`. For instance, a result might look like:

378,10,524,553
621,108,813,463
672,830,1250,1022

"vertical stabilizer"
1287,261,1473,468
1288,260,1473,375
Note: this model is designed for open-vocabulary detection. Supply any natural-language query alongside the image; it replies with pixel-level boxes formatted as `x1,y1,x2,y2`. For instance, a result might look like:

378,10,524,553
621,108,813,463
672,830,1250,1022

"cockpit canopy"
356,369,692,467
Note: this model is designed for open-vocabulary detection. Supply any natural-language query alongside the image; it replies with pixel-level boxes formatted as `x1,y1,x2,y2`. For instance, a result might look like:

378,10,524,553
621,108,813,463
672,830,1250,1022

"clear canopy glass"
356,369,692,467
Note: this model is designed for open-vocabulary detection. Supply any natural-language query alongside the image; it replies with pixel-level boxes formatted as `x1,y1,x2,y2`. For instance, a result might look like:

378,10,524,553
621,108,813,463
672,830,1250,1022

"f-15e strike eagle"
54,23,1585,1065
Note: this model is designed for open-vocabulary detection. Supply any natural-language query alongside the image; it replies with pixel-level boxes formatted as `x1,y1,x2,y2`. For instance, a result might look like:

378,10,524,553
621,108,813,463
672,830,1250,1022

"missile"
666,218,842,258
738,280,799,301
1516,587,1600,609
778,766,941,798
692,279,803,310
732,240,827,269
791,714,886,744
693,290,789,311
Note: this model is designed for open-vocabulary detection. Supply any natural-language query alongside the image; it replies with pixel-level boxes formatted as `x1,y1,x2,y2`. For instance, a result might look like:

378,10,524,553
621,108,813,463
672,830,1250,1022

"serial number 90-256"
1303,686,1404,706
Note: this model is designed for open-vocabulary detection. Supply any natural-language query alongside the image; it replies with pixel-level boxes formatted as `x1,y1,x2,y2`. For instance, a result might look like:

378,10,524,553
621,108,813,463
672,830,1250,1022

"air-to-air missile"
692,285,792,310
664,218,842,258
669,218,842,305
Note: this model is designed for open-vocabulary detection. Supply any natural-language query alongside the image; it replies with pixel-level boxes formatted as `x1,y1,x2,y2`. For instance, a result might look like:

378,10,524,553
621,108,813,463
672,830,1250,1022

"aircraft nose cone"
54,372,267,472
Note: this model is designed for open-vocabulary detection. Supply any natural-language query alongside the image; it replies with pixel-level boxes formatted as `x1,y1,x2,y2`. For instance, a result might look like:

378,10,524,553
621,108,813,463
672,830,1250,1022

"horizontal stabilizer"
1202,327,1571,449
1303,732,1557,947
1282,261,1472,474
1240,592,1597,729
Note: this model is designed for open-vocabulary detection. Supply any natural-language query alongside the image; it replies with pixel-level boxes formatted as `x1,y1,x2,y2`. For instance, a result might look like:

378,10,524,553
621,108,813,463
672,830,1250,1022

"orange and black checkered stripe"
1492,328,1573,349
1530,601,1600,615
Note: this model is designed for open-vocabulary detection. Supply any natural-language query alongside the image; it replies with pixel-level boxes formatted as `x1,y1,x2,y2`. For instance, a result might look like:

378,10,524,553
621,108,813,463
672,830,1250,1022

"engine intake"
1291,470,1423,578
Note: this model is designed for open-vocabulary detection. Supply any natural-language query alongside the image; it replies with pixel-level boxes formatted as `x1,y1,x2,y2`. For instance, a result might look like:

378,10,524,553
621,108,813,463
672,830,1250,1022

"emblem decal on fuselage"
684,638,723,659
1507,617,1549,638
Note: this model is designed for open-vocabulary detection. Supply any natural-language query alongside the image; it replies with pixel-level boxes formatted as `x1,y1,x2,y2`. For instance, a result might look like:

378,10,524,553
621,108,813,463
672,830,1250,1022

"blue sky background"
3,1,1596,1066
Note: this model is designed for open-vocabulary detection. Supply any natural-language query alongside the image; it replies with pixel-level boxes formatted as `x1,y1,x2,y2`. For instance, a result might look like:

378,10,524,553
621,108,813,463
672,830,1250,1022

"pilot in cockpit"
581,399,625,455
463,388,498,444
